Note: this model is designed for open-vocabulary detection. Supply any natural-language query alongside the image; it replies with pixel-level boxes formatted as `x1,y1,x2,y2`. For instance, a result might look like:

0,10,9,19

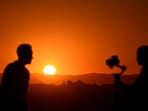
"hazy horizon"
0,72,138,85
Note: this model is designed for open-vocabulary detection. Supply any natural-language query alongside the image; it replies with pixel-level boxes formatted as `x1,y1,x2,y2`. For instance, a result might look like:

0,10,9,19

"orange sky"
0,0,148,75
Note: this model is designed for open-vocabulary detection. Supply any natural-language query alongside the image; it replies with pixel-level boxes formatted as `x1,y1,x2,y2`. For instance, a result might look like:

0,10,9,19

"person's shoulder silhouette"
0,43,33,111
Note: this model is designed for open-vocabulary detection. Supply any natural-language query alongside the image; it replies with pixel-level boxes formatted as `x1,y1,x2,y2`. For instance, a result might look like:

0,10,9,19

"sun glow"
43,65,56,76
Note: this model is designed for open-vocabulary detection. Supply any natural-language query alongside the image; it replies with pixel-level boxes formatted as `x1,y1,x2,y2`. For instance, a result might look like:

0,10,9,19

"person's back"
0,43,33,111
1,61,30,110
134,65,148,95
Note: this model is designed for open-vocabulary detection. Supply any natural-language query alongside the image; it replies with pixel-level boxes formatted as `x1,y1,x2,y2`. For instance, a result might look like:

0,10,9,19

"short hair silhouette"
0,43,33,111
17,44,32,55
136,45,148,66
16,44,33,64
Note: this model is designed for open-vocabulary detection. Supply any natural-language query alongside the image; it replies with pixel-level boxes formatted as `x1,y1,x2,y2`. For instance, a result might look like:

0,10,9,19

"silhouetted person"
111,45,148,110
0,43,33,111
131,45,148,111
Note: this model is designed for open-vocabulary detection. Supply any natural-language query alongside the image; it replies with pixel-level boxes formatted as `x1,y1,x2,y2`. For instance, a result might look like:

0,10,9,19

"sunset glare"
43,65,56,76
0,0,148,75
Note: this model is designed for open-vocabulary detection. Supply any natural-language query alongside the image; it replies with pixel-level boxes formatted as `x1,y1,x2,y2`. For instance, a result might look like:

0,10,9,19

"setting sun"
43,65,56,76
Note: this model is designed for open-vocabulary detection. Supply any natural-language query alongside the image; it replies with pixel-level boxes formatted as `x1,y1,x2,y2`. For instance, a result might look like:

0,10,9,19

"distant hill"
0,73,138,85
30,73,115,85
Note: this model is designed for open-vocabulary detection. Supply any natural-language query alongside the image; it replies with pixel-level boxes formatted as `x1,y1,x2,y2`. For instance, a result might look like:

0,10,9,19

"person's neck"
17,59,26,66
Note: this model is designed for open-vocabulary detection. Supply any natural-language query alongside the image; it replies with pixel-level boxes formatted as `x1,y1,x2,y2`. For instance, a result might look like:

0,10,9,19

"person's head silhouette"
136,45,148,66
17,43,33,65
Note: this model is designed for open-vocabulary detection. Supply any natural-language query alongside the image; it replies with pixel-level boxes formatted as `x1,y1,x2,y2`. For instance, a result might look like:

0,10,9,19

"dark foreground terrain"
28,80,135,111
0,73,137,111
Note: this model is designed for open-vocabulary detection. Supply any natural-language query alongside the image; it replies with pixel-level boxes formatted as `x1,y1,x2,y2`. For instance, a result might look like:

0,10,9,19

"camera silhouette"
106,55,127,74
